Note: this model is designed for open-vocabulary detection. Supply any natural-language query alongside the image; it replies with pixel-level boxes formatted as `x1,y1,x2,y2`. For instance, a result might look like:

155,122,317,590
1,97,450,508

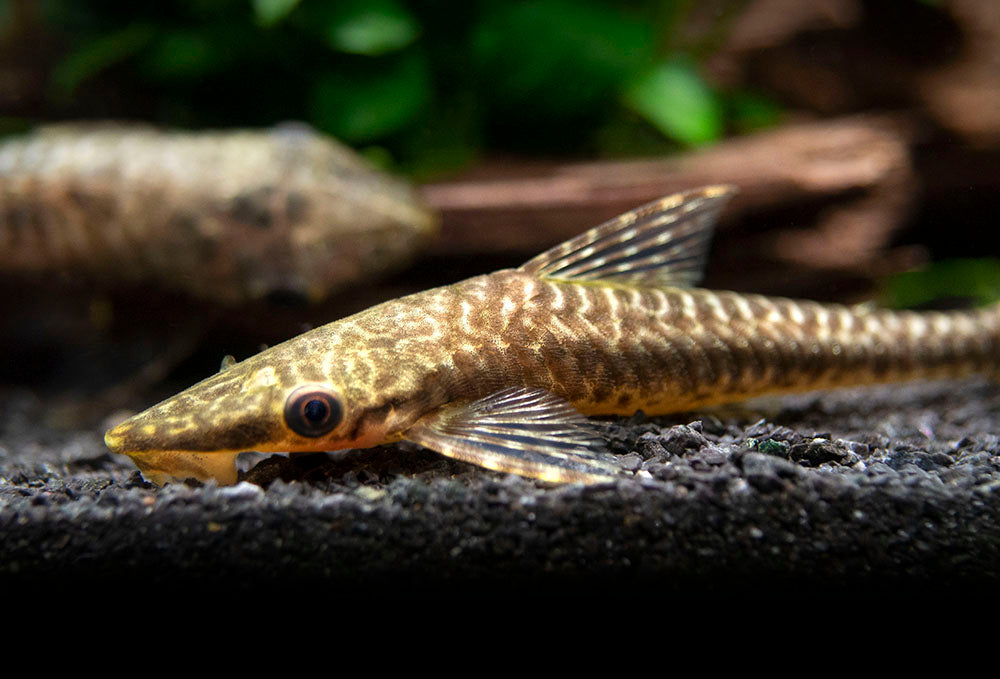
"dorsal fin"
519,185,736,288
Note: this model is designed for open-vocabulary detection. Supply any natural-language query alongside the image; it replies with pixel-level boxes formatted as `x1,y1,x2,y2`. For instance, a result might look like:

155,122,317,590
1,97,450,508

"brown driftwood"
919,0,1000,146
708,0,1000,147
420,114,918,300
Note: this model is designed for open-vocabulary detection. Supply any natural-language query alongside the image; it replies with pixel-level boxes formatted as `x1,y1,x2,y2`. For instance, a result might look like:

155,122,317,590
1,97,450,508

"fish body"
104,187,1000,485
0,122,436,303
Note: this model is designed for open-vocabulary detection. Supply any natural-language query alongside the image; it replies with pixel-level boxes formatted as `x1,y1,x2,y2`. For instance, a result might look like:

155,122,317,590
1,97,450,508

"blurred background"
1,0,790,169
2,0,999,418
6,1,997,169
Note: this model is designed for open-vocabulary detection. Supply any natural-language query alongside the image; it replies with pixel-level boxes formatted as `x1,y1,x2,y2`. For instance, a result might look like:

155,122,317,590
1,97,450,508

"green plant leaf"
473,1,654,119
252,0,301,26
624,58,723,146
309,53,430,143
326,0,419,56
884,259,1000,309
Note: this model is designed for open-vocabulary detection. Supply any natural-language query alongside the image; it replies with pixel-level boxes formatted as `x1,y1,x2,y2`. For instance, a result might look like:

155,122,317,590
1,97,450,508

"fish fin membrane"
519,185,736,288
405,387,618,483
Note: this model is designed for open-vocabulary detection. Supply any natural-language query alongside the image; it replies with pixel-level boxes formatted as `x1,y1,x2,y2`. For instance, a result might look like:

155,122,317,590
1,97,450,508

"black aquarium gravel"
2,377,998,599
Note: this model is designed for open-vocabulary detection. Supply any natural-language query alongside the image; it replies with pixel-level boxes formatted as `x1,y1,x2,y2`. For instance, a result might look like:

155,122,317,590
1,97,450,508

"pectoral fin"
404,387,618,483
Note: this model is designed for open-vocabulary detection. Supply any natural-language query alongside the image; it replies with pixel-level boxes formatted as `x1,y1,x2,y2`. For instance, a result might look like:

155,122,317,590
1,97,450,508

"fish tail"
673,293,1000,409
827,300,1000,387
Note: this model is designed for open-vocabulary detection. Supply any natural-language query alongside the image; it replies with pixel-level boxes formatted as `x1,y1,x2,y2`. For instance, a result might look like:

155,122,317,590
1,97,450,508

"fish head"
103,328,406,484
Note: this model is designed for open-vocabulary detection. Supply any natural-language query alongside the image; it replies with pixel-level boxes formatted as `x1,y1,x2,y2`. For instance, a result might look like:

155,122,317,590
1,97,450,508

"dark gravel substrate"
2,378,998,599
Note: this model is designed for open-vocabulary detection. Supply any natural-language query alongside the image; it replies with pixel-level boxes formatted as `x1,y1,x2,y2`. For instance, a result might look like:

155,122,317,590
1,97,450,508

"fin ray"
405,387,617,483
519,185,736,288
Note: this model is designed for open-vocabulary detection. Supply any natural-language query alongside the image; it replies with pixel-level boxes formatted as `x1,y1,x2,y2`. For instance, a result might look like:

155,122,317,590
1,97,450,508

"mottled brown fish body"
497,275,999,414
0,123,436,303
103,186,1000,486
346,271,1000,420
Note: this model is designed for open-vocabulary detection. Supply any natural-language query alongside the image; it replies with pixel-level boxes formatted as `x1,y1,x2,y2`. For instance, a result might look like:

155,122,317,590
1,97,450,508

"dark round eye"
284,385,343,437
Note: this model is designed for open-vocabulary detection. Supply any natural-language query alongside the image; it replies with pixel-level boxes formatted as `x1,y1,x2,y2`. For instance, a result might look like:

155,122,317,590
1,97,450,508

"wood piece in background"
420,114,918,300
919,0,1000,146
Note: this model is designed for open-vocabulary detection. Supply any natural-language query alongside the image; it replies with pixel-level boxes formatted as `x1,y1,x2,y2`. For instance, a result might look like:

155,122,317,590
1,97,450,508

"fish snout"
104,419,134,455
103,416,241,486
103,413,177,456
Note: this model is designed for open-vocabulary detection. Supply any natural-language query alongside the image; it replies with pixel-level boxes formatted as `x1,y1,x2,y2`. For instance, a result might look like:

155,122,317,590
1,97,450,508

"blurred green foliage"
321,0,419,55
473,2,653,123
884,259,1000,309
624,57,722,146
252,0,301,26
6,0,780,176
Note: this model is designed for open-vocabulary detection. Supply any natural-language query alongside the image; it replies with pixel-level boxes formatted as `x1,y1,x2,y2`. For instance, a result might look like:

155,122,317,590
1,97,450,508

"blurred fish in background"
0,122,436,305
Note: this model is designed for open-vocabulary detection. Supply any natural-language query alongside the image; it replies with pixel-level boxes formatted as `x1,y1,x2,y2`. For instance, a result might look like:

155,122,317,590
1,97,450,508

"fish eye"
284,385,343,437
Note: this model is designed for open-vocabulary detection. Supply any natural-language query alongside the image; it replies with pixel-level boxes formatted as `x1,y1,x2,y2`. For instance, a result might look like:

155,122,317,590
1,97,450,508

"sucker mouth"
125,450,241,486
103,403,283,455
